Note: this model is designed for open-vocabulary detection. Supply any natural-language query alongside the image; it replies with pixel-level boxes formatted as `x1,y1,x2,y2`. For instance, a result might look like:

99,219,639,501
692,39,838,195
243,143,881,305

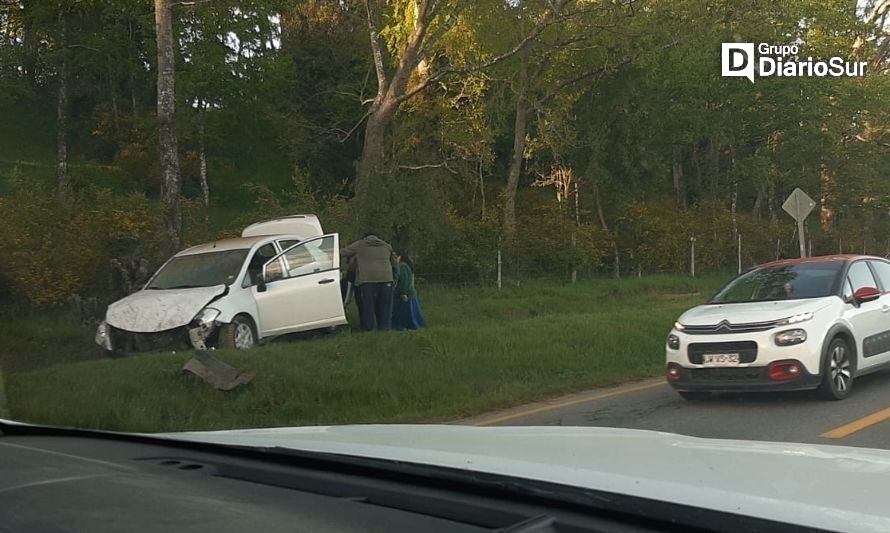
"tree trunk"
155,0,182,253
198,106,209,210
574,178,581,227
503,91,528,232
593,180,619,278
353,103,397,230
22,3,38,84
108,64,120,134
731,181,738,239
479,162,486,220
767,177,776,222
56,15,69,197
730,146,738,241
128,21,138,116
571,178,580,283
672,146,685,209
710,140,720,197
353,0,430,229
752,184,764,220
820,158,835,231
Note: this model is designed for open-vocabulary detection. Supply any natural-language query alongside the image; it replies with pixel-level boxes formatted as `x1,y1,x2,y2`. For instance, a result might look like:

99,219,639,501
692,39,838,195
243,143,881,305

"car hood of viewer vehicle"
105,285,227,333
679,298,834,326
156,424,890,532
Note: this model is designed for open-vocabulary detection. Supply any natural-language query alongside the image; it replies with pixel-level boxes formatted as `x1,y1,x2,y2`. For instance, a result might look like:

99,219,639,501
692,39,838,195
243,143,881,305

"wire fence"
414,232,890,289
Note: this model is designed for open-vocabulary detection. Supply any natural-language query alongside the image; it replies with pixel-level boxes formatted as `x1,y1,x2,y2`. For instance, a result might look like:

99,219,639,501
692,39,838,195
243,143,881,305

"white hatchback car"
666,255,890,400
95,215,348,353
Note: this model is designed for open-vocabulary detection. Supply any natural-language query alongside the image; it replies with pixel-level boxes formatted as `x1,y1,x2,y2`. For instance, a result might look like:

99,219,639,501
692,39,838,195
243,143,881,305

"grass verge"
4,275,726,432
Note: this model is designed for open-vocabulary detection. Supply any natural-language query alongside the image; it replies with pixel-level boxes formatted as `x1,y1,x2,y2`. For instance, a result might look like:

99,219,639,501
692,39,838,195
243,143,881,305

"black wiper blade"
155,284,206,290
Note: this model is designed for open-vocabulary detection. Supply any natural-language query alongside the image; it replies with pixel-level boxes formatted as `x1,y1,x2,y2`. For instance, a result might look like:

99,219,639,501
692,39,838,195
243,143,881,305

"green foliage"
504,203,608,280
419,211,501,283
617,199,793,274
2,0,890,309
0,182,164,306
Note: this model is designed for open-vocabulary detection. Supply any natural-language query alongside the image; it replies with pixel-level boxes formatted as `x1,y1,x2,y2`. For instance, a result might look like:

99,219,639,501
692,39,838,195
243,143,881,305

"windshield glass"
146,250,248,290
709,262,844,304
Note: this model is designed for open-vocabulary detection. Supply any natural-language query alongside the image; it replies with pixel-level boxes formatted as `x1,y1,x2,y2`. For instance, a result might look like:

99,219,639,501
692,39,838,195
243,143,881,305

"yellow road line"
821,407,890,439
471,381,665,427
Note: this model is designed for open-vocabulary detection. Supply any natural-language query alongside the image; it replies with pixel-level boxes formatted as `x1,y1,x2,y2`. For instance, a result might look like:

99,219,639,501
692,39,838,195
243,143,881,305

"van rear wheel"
217,316,256,350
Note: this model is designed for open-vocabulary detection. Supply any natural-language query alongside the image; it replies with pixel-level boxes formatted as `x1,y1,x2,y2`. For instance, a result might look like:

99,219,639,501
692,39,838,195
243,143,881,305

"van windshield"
146,250,249,290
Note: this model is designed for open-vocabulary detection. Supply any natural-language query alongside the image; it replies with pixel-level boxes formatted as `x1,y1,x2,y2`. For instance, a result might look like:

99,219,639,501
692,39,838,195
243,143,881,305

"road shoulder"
453,377,668,426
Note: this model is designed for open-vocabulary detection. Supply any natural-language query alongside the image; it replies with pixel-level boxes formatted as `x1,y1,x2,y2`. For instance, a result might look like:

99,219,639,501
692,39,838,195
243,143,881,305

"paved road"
461,370,890,450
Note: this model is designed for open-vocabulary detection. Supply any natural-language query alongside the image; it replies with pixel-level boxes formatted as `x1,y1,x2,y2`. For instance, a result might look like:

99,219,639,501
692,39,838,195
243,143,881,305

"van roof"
241,214,323,238
176,235,293,256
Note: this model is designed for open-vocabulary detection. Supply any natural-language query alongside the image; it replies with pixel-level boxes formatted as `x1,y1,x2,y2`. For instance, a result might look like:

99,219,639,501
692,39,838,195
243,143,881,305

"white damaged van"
95,215,347,353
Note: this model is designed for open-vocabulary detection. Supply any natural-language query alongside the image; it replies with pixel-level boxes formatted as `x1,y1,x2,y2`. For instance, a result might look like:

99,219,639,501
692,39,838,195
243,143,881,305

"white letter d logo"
722,43,755,83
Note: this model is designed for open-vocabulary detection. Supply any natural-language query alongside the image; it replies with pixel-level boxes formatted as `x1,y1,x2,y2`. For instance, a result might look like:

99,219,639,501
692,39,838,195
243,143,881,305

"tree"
353,0,578,230
155,0,182,253
55,9,69,196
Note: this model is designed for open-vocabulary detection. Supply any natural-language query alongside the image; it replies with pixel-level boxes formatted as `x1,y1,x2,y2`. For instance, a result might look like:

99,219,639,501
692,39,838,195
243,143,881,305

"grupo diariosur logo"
722,43,867,83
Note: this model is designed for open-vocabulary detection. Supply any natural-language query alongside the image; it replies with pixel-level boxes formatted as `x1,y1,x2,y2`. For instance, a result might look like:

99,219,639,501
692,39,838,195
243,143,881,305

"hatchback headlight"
667,334,681,350
775,328,807,346
673,322,685,332
776,312,814,326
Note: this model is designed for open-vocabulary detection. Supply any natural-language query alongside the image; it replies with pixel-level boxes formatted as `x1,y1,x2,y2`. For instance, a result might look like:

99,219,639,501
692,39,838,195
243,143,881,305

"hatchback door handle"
883,305,890,313
318,278,336,285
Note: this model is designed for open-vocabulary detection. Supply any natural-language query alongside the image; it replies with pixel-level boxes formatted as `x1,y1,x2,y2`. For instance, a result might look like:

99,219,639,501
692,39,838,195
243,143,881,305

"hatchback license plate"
702,353,740,366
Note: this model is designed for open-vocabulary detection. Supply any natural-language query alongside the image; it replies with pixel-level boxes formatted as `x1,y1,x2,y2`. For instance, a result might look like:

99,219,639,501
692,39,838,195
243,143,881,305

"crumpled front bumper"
95,319,220,353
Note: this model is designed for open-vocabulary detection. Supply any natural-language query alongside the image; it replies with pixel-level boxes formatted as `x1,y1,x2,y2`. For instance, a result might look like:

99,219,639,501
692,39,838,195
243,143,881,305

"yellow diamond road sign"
782,188,816,223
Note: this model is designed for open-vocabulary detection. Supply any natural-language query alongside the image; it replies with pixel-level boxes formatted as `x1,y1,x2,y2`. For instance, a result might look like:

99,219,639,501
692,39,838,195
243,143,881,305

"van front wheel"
217,316,256,350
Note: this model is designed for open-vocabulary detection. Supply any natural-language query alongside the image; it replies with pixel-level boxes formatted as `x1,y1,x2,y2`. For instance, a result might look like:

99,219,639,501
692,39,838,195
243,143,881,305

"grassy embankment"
2,275,726,432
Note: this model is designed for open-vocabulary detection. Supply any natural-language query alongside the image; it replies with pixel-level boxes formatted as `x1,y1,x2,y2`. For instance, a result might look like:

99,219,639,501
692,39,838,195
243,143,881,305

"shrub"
615,199,793,275
0,183,163,306
506,203,607,280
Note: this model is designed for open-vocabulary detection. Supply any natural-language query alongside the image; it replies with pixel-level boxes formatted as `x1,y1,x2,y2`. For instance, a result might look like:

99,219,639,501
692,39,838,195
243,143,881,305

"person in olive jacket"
340,233,399,331
392,254,425,331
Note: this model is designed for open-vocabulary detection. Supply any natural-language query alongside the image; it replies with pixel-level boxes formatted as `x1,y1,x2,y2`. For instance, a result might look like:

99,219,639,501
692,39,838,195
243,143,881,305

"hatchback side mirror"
257,277,267,293
854,286,881,304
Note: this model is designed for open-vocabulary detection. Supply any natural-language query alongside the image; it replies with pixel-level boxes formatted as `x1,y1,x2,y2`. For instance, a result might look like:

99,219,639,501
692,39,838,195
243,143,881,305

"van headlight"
95,321,112,350
194,308,220,327
775,329,807,346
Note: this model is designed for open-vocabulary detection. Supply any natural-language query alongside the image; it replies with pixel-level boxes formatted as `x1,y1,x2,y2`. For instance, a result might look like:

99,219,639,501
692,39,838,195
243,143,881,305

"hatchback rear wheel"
818,337,854,401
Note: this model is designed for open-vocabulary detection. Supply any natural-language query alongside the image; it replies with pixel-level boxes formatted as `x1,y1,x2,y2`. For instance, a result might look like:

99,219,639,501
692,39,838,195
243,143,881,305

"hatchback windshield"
709,262,844,304
146,250,249,290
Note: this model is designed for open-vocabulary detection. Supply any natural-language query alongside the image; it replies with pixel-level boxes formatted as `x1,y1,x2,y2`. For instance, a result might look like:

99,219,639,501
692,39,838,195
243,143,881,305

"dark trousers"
358,282,393,331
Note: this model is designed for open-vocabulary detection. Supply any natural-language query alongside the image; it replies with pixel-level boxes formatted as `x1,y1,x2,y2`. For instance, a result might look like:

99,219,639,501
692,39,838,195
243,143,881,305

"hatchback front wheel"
818,337,854,401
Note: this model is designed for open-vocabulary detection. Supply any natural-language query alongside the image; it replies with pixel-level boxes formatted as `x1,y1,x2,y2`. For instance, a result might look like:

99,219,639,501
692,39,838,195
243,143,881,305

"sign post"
782,188,816,258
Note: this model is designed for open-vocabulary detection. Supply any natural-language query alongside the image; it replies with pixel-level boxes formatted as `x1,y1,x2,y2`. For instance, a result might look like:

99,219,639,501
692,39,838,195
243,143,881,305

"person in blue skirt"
391,254,425,330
